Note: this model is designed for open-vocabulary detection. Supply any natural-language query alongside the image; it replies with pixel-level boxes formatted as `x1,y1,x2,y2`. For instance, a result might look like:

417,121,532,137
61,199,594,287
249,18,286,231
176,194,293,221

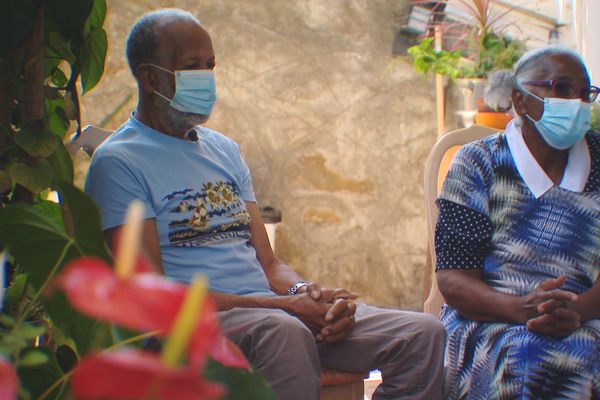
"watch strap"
287,281,309,296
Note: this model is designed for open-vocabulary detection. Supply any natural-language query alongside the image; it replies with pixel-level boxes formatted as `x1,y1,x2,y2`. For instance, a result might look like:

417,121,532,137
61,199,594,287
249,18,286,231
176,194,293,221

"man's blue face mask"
150,64,217,116
520,87,591,150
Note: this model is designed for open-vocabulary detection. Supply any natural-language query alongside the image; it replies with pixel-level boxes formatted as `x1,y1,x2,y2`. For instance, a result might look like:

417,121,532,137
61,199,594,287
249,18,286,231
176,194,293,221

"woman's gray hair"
126,9,201,77
483,46,588,111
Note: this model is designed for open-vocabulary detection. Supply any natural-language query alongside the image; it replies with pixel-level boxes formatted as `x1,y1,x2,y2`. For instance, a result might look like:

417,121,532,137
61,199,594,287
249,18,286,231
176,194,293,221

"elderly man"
86,9,444,400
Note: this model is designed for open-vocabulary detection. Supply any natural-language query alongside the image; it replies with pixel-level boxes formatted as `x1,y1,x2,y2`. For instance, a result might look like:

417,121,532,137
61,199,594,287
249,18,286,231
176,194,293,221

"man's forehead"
156,19,213,62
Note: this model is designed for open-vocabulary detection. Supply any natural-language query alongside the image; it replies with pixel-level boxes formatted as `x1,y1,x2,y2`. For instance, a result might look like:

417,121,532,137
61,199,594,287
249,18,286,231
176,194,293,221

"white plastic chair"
423,124,500,317
66,125,112,157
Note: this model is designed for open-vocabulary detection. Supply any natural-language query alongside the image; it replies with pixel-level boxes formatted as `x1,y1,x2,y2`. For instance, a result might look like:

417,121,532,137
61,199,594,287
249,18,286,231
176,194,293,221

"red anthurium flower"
71,349,224,400
0,357,18,400
53,257,249,370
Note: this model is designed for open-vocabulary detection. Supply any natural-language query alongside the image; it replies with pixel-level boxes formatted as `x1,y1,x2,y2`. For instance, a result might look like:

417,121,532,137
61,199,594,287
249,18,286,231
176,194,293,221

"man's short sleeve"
434,141,494,270
85,155,156,230
236,150,256,202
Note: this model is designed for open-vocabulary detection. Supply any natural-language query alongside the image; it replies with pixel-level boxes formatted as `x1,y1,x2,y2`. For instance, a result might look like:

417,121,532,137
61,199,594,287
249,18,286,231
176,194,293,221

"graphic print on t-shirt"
163,181,251,247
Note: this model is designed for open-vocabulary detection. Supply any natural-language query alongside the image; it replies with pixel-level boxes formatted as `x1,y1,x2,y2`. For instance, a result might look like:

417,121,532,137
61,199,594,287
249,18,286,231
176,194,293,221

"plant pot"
475,112,513,129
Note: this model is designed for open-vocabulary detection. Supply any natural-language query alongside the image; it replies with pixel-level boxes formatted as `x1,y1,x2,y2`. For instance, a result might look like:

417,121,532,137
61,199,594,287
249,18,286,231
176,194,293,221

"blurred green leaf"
8,159,53,194
45,98,70,138
20,349,49,367
0,170,11,193
0,313,16,328
204,359,277,400
14,129,57,158
15,324,46,340
17,348,65,399
3,274,28,314
80,27,107,94
0,0,40,58
56,181,111,261
49,66,69,87
47,141,74,186
0,183,112,353
45,0,94,40
48,31,75,64
84,0,106,32
33,199,65,232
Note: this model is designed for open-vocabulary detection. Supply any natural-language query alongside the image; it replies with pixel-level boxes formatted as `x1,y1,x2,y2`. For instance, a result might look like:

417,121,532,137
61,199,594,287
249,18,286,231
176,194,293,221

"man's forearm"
262,259,306,295
211,291,293,312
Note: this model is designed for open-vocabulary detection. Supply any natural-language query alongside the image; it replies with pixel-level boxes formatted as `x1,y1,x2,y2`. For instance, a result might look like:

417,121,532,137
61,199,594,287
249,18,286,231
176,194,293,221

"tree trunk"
23,4,45,130
0,59,10,152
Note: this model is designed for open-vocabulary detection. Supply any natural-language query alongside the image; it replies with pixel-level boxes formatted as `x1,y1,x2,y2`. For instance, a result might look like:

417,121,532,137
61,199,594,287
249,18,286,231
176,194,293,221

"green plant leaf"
14,128,57,158
45,0,94,40
84,0,106,32
45,98,70,138
55,181,111,261
19,349,49,367
17,348,65,399
3,274,28,315
34,199,65,232
0,0,40,58
49,66,69,87
15,324,46,340
0,183,113,353
0,313,16,328
47,140,74,186
8,160,53,194
80,27,107,94
0,170,11,194
48,31,76,64
204,359,277,400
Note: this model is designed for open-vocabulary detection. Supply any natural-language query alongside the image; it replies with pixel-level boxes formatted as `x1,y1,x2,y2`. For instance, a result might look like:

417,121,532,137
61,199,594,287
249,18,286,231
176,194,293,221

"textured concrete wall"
81,0,438,310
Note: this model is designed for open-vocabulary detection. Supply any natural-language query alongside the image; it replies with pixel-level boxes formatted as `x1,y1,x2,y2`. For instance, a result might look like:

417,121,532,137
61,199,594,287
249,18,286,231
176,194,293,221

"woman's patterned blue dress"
435,129,600,400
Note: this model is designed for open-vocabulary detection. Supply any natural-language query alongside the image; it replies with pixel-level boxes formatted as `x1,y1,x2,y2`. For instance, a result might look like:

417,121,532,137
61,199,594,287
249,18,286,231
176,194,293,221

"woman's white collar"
505,118,590,198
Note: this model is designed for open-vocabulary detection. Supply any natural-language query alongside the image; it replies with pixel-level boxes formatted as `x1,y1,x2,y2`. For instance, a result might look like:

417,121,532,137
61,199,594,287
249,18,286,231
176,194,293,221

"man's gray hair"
126,9,201,76
484,46,589,111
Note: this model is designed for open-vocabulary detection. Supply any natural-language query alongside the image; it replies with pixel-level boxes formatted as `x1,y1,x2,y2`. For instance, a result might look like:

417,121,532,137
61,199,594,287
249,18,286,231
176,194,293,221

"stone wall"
81,0,438,310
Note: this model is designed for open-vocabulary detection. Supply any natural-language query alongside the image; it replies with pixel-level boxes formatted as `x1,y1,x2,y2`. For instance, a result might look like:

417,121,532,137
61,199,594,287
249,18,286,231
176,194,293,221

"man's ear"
511,89,526,117
136,64,157,95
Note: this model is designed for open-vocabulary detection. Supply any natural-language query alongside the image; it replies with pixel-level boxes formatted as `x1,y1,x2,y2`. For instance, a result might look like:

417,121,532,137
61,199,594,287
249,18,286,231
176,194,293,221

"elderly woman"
436,46,599,399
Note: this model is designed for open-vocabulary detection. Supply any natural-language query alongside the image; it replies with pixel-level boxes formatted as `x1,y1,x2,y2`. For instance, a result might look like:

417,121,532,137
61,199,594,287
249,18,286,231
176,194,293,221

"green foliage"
407,32,525,80
462,32,526,78
591,102,600,131
205,359,277,400
407,37,461,80
0,0,107,197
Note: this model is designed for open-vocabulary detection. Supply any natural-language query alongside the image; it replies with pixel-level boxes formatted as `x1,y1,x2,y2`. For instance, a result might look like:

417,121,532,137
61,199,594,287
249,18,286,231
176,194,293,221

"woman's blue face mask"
521,87,590,150
150,64,217,116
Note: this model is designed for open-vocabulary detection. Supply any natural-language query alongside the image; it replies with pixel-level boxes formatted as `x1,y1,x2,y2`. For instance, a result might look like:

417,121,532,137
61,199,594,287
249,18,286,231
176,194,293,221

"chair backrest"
423,124,500,316
66,125,112,157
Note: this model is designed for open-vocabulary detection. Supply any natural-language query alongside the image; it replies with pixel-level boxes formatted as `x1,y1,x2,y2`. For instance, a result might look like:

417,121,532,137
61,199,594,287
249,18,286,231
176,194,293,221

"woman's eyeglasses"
521,80,600,102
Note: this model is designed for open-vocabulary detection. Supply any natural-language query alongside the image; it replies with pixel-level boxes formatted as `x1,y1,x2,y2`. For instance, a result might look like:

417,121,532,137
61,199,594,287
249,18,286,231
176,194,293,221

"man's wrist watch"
287,281,309,296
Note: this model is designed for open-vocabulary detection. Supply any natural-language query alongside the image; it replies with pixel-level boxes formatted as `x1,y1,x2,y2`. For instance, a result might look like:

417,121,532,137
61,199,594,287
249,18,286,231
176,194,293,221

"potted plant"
406,0,526,129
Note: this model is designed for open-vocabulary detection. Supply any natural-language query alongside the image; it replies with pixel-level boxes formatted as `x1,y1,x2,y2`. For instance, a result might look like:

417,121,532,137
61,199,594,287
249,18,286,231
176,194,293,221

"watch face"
288,282,307,295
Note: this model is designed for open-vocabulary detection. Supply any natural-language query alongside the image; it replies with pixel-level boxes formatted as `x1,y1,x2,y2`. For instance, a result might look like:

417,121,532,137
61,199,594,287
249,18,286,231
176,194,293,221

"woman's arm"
437,269,528,323
439,270,581,337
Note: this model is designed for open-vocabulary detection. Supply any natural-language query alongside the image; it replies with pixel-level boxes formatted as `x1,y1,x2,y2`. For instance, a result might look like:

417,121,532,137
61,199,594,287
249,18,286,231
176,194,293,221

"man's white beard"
154,79,208,135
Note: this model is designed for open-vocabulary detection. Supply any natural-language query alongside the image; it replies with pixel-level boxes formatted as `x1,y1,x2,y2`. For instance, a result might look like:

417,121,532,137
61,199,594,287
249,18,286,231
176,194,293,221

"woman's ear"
511,89,526,117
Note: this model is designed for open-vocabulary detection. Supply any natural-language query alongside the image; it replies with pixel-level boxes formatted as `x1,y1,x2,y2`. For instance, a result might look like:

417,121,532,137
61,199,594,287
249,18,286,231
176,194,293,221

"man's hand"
301,283,359,343
316,298,357,343
523,276,580,338
305,283,358,303
286,292,332,334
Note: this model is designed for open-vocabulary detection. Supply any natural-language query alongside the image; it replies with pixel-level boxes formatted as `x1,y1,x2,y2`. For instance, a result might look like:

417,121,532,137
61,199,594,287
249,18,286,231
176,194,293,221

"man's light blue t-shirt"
85,115,274,297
